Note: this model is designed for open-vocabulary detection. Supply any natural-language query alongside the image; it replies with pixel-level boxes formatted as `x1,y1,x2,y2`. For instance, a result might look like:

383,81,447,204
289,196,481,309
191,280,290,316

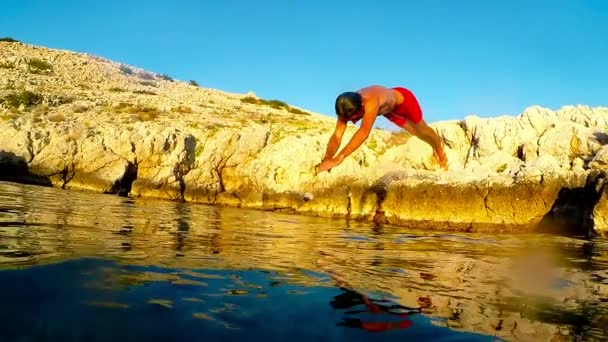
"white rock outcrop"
1,41,607,235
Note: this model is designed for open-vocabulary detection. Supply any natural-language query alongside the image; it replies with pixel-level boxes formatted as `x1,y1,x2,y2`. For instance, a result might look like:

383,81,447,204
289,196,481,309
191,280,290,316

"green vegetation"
1,90,43,108
132,89,157,95
366,138,382,154
189,80,199,87
137,71,155,80
195,143,204,157
119,65,133,75
0,37,20,43
27,58,53,74
204,123,229,139
1,107,20,121
240,96,310,116
241,96,287,109
72,104,89,113
158,73,173,82
112,102,161,122
0,61,15,69
173,106,193,114
385,130,412,147
496,163,508,173
1,113,16,121
288,107,308,115
47,113,66,122
31,105,49,121
139,81,157,87
109,87,125,92
47,95,74,106
0,91,73,110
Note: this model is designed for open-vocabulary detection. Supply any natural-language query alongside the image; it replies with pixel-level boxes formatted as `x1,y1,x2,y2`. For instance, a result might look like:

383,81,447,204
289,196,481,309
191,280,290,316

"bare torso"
357,85,403,116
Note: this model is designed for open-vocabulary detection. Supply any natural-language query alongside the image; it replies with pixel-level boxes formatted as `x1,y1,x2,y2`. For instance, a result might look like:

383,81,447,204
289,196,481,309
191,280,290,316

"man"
315,85,448,174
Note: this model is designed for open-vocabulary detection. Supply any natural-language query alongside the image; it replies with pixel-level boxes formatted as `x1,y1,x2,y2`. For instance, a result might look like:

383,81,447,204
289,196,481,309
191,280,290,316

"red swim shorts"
384,87,423,126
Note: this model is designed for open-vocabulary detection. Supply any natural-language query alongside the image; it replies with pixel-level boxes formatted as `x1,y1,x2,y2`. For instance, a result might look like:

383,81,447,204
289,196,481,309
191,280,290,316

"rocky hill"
1,40,607,236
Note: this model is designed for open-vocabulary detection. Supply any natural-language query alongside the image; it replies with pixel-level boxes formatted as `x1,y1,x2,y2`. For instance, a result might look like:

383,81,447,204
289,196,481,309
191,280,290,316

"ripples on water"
0,181,606,341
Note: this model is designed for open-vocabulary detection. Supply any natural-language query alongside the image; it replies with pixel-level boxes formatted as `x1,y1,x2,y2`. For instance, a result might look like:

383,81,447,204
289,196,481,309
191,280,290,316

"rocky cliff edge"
1,40,607,236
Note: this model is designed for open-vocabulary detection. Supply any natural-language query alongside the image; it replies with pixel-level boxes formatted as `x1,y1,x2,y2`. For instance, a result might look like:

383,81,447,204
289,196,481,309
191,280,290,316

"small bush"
1,90,43,108
49,95,73,106
112,102,161,122
134,109,160,121
27,58,53,74
265,99,290,110
0,37,20,43
173,105,193,114
109,87,125,92
86,54,109,63
240,96,257,104
288,107,308,115
241,97,289,110
189,80,199,87
386,130,411,147
0,61,15,69
119,65,133,75
240,96,309,115
73,104,89,113
133,90,157,95
158,73,173,82
136,70,155,80
47,113,66,122
139,81,157,87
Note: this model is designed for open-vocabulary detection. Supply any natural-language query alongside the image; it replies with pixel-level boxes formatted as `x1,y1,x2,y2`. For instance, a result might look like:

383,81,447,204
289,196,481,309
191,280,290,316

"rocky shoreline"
1,40,607,236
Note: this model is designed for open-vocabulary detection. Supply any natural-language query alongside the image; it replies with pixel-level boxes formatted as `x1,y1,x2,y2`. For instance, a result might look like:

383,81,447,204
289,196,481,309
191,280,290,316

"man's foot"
433,150,449,171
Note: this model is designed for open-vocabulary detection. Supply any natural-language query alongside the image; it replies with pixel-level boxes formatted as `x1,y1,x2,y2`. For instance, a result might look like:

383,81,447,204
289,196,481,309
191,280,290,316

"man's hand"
315,155,344,175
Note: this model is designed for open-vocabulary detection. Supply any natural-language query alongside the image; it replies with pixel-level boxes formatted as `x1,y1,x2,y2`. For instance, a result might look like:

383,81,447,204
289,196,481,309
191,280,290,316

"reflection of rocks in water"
147,299,173,309
1,181,607,341
225,289,248,296
84,301,129,309
182,297,205,303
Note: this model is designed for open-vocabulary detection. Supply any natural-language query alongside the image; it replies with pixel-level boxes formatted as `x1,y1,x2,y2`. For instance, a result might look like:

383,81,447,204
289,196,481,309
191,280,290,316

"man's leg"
409,119,448,169
386,113,448,169
398,120,417,135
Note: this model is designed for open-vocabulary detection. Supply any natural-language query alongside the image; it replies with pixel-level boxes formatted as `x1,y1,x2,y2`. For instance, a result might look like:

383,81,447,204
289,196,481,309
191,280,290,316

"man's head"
335,91,363,120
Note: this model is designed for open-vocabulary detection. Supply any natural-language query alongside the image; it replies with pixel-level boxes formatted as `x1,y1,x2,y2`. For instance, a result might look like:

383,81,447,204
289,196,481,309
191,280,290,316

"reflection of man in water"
330,288,420,333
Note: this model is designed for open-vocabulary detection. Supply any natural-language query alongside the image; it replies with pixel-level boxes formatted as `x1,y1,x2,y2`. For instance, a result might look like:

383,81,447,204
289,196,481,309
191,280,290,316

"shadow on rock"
536,171,606,237
592,132,608,146
0,151,52,186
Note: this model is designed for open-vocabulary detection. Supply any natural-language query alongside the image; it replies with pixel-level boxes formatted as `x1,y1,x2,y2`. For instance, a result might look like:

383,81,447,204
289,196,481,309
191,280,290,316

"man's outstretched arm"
315,99,378,174
333,98,378,161
323,118,348,161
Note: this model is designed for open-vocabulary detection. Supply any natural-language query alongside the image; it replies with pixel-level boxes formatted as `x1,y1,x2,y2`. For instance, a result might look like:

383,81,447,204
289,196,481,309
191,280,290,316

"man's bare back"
357,85,400,117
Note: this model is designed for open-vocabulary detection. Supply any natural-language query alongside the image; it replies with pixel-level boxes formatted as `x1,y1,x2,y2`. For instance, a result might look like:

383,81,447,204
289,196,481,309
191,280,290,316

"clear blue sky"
1,0,607,127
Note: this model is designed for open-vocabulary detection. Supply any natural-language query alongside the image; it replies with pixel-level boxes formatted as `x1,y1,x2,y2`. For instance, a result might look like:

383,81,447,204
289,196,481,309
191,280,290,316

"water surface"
0,181,606,341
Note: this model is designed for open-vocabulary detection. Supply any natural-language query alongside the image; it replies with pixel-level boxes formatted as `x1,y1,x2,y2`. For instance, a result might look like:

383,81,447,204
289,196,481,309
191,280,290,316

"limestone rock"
537,122,605,165
2,41,608,234
129,125,197,201
589,145,608,171
592,180,608,236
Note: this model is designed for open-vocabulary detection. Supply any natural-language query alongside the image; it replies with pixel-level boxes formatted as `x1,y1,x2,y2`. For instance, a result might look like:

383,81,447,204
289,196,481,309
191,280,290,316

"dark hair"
335,91,362,118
